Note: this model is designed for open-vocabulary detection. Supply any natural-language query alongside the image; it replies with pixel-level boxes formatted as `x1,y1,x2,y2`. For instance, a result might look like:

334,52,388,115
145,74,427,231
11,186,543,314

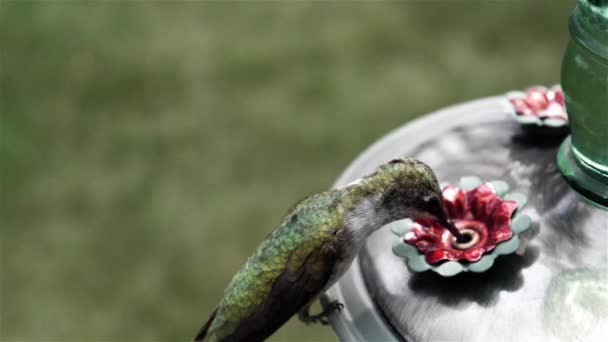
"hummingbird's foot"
323,300,345,314
298,297,344,325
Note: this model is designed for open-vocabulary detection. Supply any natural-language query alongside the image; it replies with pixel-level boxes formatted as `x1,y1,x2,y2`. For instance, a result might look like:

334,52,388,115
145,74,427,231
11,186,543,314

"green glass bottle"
558,0,608,207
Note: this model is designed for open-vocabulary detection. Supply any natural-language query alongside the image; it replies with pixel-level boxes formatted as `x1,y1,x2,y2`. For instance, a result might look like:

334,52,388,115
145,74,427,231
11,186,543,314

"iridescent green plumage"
201,190,345,341
195,158,452,342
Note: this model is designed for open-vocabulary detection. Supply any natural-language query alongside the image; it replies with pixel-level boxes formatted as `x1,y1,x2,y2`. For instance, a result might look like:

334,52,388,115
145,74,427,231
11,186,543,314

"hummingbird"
194,158,458,342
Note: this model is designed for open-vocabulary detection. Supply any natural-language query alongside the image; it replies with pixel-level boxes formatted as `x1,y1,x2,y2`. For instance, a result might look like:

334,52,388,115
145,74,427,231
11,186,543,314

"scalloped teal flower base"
391,176,532,277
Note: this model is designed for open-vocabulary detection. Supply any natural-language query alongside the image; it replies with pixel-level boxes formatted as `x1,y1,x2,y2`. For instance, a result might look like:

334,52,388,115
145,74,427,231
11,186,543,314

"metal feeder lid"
326,96,608,341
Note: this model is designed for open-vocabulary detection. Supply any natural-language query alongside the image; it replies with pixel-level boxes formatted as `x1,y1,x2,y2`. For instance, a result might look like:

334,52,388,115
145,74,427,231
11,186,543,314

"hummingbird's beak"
439,214,462,242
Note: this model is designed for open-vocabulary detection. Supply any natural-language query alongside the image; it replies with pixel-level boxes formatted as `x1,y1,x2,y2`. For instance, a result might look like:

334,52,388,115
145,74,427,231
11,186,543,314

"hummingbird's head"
360,158,453,230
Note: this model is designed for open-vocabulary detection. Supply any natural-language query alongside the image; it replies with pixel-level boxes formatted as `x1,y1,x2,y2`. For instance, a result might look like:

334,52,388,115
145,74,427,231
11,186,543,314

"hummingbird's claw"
331,301,344,312
299,311,329,325
298,298,344,325
315,316,330,325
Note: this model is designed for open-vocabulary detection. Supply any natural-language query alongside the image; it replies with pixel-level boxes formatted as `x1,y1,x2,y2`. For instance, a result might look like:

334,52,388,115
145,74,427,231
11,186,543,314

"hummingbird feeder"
325,1,608,341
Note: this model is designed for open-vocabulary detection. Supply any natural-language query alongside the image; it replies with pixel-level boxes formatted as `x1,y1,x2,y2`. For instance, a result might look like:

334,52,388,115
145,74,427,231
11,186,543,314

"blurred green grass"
1,1,571,341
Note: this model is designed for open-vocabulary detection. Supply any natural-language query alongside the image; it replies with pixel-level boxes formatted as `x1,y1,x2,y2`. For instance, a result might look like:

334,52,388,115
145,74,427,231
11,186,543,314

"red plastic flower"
404,184,518,264
508,85,567,120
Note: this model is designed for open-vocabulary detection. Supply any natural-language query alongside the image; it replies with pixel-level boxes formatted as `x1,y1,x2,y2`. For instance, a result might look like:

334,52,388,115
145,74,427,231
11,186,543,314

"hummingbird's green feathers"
195,158,450,342
197,190,347,341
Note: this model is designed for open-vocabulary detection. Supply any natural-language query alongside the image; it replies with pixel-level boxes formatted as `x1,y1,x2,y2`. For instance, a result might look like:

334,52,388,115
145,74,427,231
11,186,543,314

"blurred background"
1,1,572,341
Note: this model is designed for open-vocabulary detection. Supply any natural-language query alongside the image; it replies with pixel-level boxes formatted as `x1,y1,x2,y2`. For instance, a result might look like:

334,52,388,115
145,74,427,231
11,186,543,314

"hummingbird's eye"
425,196,441,209
423,195,433,202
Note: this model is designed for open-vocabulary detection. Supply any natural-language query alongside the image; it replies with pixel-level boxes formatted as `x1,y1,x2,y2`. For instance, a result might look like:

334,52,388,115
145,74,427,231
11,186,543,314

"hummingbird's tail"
194,306,218,342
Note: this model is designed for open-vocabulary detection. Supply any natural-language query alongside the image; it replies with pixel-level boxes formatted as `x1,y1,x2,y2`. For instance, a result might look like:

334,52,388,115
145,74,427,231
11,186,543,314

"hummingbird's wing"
195,190,345,342
222,238,342,340
195,232,343,342
195,306,218,341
